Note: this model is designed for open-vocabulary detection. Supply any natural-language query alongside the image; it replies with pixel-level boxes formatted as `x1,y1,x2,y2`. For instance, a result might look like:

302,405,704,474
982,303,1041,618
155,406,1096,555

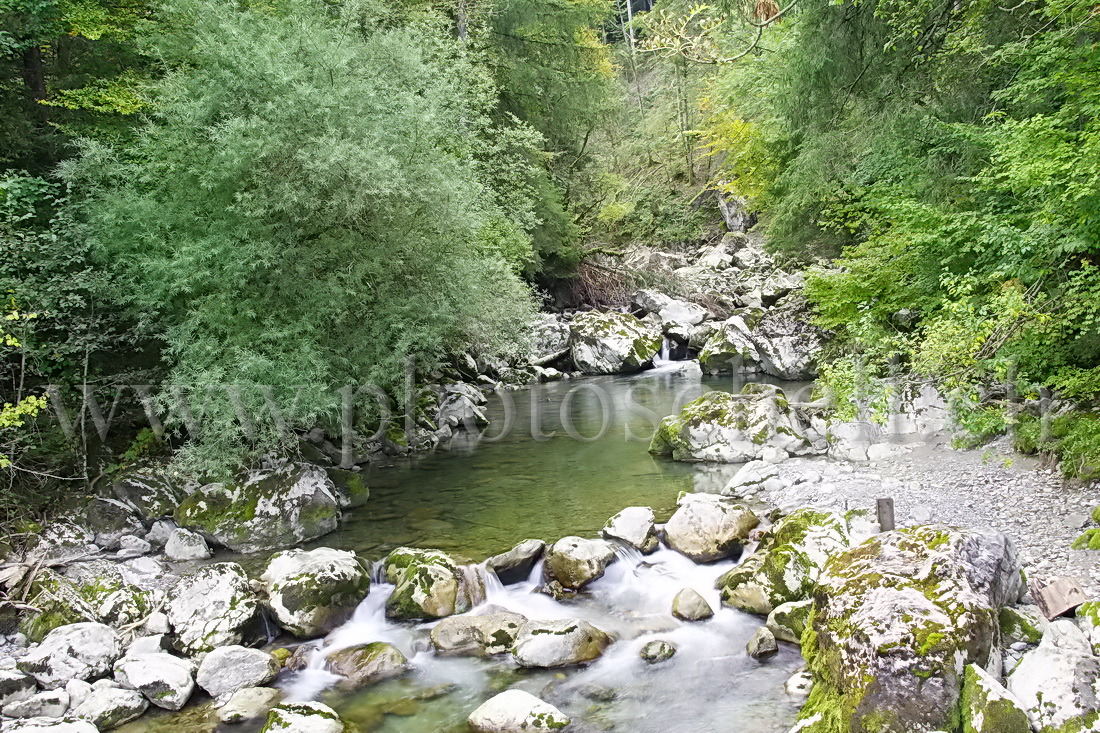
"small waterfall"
657,337,672,364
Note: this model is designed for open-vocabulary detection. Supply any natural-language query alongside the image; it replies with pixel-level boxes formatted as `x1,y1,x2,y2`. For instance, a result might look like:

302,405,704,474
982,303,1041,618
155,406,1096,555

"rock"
261,701,345,733
640,640,676,664
116,535,151,557
217,687,283,724
64,681,92,710
672,588,714,621
631,290,709,329
111,471,189,524
261,547,370,637
468,689,570,733
145,519,177,548
797,526,1024,732
18,623,122,690
747,627,778,660
512,619,612,668
826,421,892,463
650,386,816,463
113,653,194,710
1078,602,1100,655
71,685,148,730
1008,620,1100,733
124,634,168,656
663,494,759,562
437,393,489,430
323,642,408,689
543,537,617,591
163,527,212,561
698,315,761,373
12,567,102,642
786,670,813,700
165,563,258,655
27,520,99,565
0,670,36,707
174,463,341,554
486,540,545,585
723,460,779,496
962,663,1031,732
4,719,98,732
750,295,824,380
528,313,571,365
767,600,813,644
3,689,70,718
324,467,370,509
569,311,661,374
384,548,472,620
999,605,1046,646
83,498,145,551
601,506,659,553
196,646,279,698
430,608,527,656
717,508,850,615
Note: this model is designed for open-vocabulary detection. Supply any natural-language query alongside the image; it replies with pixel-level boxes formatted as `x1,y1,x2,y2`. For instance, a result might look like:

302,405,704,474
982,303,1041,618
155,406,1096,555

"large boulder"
649,386,816,463
543,537,617,592
384,548,472,620
71,684,148,730
794,526,1024,732
323,642,408,689
217,687,283,724
196,646,279,698
1007,620,1100,733
430,608,527,656
631,290,709,329
18,623,121,690
163,527,211,561
19,569,101,642
261,548,370,637
165,563,259,655
751,295,823,380
716,508,850,615
261,701,345,733
486,540,545,585
26,520,99,565
963,663,1031,733
0,670,36,707
174,463,341,553
662,493,759,562
569,311,661,374
113,653,195,711
528,313,571,365
82,498,144,551
468,689,570,733
698,314,761,373
512,619,612,668
601,507,659,554
110,470,190,524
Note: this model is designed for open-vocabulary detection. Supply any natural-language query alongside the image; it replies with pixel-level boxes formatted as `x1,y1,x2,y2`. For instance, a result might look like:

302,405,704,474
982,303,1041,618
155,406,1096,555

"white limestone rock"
468,689,570,733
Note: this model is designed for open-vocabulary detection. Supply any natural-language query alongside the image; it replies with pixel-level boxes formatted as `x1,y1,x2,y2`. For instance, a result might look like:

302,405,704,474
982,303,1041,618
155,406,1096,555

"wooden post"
1032,577,1087,620
877,498,895,532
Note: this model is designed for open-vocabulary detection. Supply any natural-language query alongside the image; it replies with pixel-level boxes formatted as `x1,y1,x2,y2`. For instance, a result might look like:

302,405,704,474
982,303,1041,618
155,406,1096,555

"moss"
174,482,260,545
999,607,1043,645
1071,529,1100,550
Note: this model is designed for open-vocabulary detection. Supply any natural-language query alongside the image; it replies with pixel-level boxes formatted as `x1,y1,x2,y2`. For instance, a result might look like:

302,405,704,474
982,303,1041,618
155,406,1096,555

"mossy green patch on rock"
999,606,1045,646
1071,528,1100,550
961,663,1031,733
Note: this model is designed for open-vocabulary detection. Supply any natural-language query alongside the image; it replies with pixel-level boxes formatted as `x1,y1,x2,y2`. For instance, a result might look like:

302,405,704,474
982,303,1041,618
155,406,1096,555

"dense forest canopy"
1,0,1099,511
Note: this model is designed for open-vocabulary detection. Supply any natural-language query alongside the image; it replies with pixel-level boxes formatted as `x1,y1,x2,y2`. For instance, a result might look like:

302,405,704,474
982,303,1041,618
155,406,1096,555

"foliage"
1013,412,1100,481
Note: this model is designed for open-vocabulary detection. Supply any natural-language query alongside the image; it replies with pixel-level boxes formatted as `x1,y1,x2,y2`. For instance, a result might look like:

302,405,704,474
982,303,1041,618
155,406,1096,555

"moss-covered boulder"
323,468,370,509
1007,620,1100,733
111,469,191,524
261,547,370,638
698,314,761,374
166,562,259,655
569,311,661,374
664,493,759,562
20,562,157,642
511,619,612,668
649,386,815,463
323,642,408,690
384,548,472,620
1078,602,1100,655
767,599,813,644
174,463,341,554
1000,605,1046,647
962,663,1031,733
543,537,617,592
794,526,1024,732
262,701,346,733
717,509,849,615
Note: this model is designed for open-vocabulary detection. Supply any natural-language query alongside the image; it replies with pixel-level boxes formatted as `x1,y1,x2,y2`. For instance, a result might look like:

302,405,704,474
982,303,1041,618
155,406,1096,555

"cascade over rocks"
543,537,618,592
486,539,545,585
662,493,759,562
165,563,258,655
261,547,371,637
174,462,341,553
601,506,659,554
569,311,661,374
795,525,1024,733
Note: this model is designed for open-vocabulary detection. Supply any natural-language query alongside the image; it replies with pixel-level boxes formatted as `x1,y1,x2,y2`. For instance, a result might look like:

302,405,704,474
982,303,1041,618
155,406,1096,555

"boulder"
27,521,98,565
963,663,1031,733
468,689,570,733
671,588,714,621
4,719,98,732
0,670,36,707
795,526,1024,732
601,507,659,554
261,547,370,637
174,463,341,553
83,498,144,551
261,701,345,733
662,494,759,562
430,608,527,656
512,619,612,668
323,642,408,689
543,537,617,591
165,563,258,655
217,687,282,724
827,421,906,463
1007,620,1100,733
113,653,194,710
649,386,816,463
569,311,661,374
18,569,100,642
3,689,70,718
747,627,778,660
384,548,472,620
750,295,824,380
197,646,279,698
767,600,813,644
698,315,761,373
437,393,489,430
145,519,176,548
640,640,676,664
528,313,571,365
717,508,850,615
111,471,189,524
163,527,211,561
71,684,148,730
18,623,121,690
486,540,545,585
631,290,709,329
999,605,1046,646
1077,601,1100,656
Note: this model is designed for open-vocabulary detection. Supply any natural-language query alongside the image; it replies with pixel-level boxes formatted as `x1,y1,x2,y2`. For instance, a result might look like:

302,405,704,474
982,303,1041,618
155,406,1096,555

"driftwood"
1031,577,1087,620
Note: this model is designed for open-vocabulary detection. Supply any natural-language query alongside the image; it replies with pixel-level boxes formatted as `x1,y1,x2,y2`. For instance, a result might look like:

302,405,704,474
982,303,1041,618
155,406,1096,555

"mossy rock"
961,663,1031,733
383,548,469,620
19,563,155,642
999,606,1045,646
569,310,661,375
324,468,370,509
262,547,371,637
1071,528,1100,550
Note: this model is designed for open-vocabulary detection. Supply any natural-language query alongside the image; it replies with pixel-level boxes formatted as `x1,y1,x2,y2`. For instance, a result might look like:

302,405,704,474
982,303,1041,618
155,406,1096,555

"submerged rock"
384,548,471,620
323,642,408,689
671,588,714,621
512,619,612,668
649,386,815,463
601,506,659,554
430,608,527,656
640,640,676,664
261,547,370,637
261,701,345,733
4,719,98,732
165,563,258,655
468,689,570,733
1007,620,1100,733
174,463,341,554
18,623,121,690
663,494,759,563
569,311,661,375
486,540,545,585
543,537,617,592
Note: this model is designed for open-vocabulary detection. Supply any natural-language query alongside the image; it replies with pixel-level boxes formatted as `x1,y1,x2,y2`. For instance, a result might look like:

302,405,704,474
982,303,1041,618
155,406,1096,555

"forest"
1,0,1099,517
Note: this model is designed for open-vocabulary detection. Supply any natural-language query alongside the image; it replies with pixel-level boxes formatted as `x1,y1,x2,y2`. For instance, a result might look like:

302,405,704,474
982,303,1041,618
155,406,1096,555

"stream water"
121,363,815,733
